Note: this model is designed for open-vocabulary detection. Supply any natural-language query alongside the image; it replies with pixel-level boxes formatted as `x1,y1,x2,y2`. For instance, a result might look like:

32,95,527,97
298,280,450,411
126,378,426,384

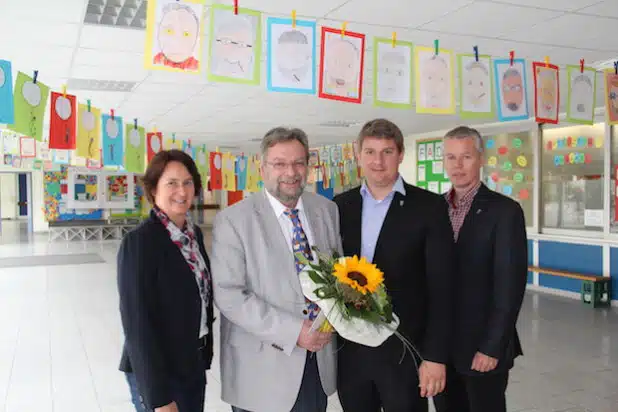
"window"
482,131,534,226
542,123,605,232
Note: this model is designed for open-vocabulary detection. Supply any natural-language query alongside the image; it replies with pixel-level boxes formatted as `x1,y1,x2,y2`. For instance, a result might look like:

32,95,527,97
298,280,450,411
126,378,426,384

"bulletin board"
416,138,451,194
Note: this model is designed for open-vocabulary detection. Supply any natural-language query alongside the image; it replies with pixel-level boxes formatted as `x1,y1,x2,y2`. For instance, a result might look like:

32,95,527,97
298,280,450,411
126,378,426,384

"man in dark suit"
434,126,528,412
333,118,454,412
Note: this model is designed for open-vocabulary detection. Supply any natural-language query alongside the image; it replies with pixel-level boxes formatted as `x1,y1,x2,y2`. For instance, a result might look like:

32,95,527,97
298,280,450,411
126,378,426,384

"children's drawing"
144,0,204,73
67,168,103,209
2,129,19,155
102,114,124,166
606,71,618,125
414,46,455,114
0,60,14,124
208,4,261,85
266,17,316,94
125,124,146,173
566,65,596,125
196,148,209,184
458,54,493,118
209,151,222,190
493,58,529,122
77,104,101,160
318,26,365,104
147,132,163,163
373,38,413,108
20,137,36,158
49,92,76,150
9,72,49,141
236,155,247,191
103,172,135,209
533,62,559,124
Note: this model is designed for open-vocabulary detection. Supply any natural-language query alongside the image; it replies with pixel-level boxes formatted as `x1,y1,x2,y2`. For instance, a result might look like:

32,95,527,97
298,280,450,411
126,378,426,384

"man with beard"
210,127,341,412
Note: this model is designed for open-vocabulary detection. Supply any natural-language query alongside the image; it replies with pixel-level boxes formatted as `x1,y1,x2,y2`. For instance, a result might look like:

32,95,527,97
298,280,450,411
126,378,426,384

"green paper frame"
565,64,597,125
372,37,414,109
207,4,262,85
457,53,495,120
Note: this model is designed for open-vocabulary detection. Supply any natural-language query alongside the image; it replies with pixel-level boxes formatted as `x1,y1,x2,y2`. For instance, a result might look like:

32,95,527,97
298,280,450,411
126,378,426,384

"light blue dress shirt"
360,175,406,263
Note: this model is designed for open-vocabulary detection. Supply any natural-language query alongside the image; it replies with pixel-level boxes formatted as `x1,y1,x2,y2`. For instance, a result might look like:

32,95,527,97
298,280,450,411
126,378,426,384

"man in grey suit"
211,127,341,412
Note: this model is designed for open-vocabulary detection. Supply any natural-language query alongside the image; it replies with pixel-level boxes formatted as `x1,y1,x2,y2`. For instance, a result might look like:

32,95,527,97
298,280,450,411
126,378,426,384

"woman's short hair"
142,149,202,205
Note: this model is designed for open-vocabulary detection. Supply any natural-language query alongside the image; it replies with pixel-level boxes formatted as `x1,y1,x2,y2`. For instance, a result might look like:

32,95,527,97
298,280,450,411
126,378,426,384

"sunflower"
333,255,384,295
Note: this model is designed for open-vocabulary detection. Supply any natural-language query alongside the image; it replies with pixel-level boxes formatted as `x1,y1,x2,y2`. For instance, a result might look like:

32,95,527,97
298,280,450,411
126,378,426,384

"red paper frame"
318,26,365,104
147,132,163,163
532,62,560,124
49,91,77,150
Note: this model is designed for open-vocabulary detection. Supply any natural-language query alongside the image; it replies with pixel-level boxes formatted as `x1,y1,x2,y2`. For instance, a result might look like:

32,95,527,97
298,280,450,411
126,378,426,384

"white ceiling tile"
0,0,86,23
0,20,80,48
213,0,350,18
70,65,149,83
79,25,145,53
579,0,618,18
484,0,601,11
73,48,143,68
421,2,562,37
324,0,474,29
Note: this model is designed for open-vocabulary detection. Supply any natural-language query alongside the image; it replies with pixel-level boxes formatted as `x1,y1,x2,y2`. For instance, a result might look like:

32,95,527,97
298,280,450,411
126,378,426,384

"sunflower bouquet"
296,248,403,348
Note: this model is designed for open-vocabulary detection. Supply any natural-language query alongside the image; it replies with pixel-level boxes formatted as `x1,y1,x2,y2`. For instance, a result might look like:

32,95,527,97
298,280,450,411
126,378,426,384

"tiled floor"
0,233,617,412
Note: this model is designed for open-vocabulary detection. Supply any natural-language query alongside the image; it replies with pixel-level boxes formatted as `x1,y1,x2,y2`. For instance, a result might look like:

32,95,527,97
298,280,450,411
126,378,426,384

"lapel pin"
400,200,404,207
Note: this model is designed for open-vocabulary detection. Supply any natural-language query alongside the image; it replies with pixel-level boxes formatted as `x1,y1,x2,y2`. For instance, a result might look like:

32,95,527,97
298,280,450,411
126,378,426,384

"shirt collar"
265,188,304,218
446,180,482,208
360,174,406,200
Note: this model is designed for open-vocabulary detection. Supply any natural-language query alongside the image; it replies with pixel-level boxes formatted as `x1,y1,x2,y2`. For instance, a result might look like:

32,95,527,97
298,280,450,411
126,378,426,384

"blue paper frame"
493,58,530,122
266,17,316,95
101,114,124,167
0,60,15,124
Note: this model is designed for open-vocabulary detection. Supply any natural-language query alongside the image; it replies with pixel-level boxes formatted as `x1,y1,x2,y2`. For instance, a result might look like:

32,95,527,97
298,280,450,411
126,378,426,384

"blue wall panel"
538,241,602,293
608,248,618,302
527,239,533,284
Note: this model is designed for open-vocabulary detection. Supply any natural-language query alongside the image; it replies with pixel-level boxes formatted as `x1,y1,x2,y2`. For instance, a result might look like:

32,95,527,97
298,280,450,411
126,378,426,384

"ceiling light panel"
84,0,147,30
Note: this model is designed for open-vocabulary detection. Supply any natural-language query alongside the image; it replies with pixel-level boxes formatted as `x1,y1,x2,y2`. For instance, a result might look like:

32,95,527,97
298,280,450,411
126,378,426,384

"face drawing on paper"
502,67,524,113
276,29,312,83
609,76,618,119
213,14,254,76
537,68,557,118
378,49,407,100
421,55,449,108
155,3,200,68
463,60,490,110
571,74,593,114
324,37,359,96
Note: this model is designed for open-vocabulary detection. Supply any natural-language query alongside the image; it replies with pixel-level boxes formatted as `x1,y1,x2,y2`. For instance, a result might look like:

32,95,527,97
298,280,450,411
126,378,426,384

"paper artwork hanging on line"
77,104,101,161
103,172,135,209
196,148,209,186
125,124,146,174
414,46,455,114
144,0,205,73
2,129,19,155
9,72,50,141
147,132,163,163
208,4,261,85
493,58,529,122
604,70,618,125
458,54,494,119
20,136,36,158
373,37,413,109
566,65,596,125
266,17,316,94
0,60,15,124
533,62,560,124
318,26,365,104
102,114,124,167
209,151,223,190
67,168,103,210
236,155,248,191
49,92,76,150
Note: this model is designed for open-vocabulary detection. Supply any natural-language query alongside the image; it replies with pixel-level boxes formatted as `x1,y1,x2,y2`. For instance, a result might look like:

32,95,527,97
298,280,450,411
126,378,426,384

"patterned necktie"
284,208,320,321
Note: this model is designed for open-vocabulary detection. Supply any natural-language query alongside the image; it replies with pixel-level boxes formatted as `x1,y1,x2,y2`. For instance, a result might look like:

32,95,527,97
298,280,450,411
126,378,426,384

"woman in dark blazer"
117,149,214,412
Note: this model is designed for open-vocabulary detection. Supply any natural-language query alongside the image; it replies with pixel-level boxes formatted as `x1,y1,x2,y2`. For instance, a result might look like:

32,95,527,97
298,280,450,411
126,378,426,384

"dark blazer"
334,181,454,364
117,210,214,409
448,183,527,376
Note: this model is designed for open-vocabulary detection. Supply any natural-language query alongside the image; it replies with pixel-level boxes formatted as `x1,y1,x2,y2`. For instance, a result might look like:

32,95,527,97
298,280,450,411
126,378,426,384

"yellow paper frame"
143,0,205,74
414,45,456,115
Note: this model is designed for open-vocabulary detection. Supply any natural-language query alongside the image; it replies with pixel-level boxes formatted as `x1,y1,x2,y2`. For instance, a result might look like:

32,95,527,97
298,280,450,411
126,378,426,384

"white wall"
0,173,18,219
0,167,48,232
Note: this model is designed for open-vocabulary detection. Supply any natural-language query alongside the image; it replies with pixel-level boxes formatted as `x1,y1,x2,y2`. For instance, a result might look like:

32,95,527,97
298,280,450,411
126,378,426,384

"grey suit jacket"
211,189,341,412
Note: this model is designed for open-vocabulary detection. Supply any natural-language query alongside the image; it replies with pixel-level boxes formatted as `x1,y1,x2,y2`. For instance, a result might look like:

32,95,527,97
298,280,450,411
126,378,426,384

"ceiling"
0,0,616,152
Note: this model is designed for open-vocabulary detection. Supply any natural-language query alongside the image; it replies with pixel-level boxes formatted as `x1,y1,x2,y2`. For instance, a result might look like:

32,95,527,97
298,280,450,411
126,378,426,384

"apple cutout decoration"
129,128,141,147
238,156,246,172
22,80,42,107
150,135,161,153
106,118,119,138
198,150,206,165
0,67,5,88
214,153,221,170
54,95,72,120
82,110,95,131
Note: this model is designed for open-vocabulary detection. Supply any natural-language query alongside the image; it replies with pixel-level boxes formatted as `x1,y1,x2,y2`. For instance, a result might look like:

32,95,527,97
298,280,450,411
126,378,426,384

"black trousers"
337,343,427,412
433,365,509,412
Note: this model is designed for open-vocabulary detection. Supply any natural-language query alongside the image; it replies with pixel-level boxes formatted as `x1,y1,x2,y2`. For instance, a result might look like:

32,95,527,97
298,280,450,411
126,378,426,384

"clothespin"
110,109,114,120
62,85,67,97
434,39,439,56
241,151,244,158
509,50,514,66
233,0,238,15
473,45,479,62
341,21,347,38
87,99,91,112
544,56,550,68
216,146,220,153
614,61,618,75
33,70,38,84
202,144,206,153
172,132,176,143
580,59,585,73
391,31,397,48
134,118,138,130
292,10,296,28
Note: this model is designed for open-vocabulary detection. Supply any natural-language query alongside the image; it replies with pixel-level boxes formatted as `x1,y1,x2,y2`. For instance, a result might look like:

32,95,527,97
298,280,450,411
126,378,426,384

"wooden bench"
528,266,611,308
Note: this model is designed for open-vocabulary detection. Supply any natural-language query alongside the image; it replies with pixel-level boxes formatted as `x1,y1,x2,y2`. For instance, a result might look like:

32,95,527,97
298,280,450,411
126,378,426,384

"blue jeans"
125,372,147,411
125,371,206,412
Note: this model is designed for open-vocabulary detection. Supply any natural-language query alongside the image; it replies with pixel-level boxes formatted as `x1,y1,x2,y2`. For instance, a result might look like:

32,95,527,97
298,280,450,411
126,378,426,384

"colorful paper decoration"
77,103,101,160
222,152,236,191
20,137,36,158
414,45,456,115
457,53,493,119
318,25,365,104
9,71,50,141
196,147,210,188
102,114,124,167
604,70,618,125
49,91,76,150
236,155,248,191
566,64,596,125
209,152,222,190
493,58,529,122
125,124,146,173
373,37,414,109
0,60,15,124
266,17,316,95
533,61,560,124
147,132,163,163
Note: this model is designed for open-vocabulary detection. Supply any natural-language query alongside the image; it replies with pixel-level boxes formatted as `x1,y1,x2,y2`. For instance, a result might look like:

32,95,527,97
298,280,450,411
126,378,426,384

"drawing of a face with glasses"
502,68,524,112
213,15,254,77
